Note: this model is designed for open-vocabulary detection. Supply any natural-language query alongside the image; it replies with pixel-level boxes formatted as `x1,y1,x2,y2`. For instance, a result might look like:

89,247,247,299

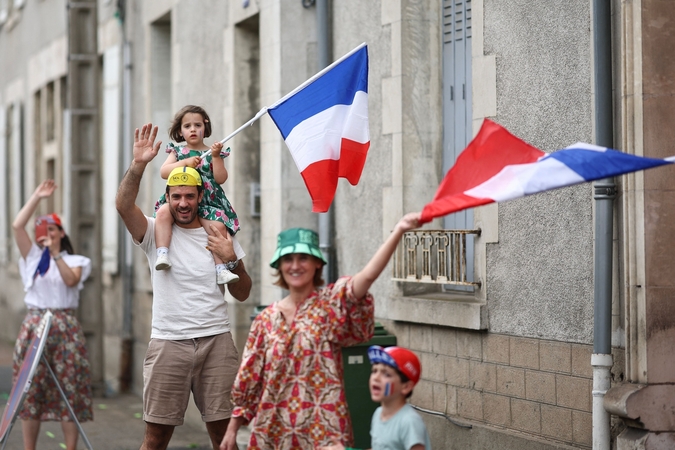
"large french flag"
267,45,369,213
420,119,675,223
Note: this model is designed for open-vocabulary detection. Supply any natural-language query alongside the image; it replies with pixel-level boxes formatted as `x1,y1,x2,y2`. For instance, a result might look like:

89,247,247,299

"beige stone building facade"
0,0,673,448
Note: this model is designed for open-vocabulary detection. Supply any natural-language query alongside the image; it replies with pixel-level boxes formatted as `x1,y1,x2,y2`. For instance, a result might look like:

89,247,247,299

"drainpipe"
315,0,336,282
591,0,614,449
118,0,134,393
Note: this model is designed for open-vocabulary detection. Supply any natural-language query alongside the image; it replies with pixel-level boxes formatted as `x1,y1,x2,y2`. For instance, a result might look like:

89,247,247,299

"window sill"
378,291,488,330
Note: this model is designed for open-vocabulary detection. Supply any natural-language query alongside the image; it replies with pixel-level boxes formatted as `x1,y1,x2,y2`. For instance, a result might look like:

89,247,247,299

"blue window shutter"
442,0,474,284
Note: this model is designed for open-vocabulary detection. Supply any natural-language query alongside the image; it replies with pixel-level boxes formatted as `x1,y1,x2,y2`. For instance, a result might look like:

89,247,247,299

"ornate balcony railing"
392,229,481,286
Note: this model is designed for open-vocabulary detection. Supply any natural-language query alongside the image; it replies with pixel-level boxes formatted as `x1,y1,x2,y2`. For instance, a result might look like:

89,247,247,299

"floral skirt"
12,309,93,422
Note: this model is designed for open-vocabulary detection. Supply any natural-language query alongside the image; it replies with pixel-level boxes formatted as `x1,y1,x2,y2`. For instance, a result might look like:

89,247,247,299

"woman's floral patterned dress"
232,277,375,449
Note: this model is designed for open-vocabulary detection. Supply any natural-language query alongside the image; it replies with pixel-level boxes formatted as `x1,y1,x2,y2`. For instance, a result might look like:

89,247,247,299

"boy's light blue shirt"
370,403,431,449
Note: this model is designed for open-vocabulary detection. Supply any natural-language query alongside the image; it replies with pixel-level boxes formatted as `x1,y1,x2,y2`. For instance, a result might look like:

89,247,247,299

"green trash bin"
249,304,268,321
342,323,397,449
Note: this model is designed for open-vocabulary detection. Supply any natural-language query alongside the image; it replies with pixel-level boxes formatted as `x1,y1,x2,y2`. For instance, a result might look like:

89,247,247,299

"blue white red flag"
420,119,675,223
267,45,370,213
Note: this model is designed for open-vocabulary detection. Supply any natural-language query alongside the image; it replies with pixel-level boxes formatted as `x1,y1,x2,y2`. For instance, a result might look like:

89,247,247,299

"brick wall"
389,323,626,448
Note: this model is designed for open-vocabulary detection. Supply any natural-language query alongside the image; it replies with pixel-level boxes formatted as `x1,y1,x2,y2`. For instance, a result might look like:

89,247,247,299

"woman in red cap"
11,179,93,450
221,212,422,450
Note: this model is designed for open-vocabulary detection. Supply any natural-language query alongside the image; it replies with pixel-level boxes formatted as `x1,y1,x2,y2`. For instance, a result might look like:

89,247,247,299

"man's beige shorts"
142,332,239,425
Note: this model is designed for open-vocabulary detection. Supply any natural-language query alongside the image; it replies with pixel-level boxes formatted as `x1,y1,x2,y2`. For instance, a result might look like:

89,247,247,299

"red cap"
35,214,63,240
368,345,422,385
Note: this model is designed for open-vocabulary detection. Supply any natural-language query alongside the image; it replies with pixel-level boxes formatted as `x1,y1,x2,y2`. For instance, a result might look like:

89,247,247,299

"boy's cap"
368,345,421,385
269,227,328,268
167,166,202,187
35,214,63,240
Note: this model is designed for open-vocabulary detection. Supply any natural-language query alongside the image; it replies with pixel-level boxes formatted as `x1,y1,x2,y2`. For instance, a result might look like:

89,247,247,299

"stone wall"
385,321,626,448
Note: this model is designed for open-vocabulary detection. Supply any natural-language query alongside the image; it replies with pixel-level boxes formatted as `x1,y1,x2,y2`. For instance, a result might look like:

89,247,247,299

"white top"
371,404,431,450
19,243,92,309
136,216,246,340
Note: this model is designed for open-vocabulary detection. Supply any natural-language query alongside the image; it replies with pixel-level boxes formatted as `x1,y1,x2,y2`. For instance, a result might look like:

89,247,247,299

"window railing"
393,229,481,286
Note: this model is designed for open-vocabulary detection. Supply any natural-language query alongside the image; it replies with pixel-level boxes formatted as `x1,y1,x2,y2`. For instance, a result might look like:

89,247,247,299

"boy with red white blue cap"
321,345,431,450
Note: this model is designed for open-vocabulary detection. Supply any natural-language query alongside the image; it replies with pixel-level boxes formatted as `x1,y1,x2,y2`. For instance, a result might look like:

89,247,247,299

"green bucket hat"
269,228,327,268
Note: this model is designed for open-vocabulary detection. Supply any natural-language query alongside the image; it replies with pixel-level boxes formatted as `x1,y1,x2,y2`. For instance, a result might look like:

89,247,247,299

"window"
7,103,24,261
101,46,121,273
384,0,487,330
442,0,474,287
46,81,55,142
149,15,172,203
0,105,7,263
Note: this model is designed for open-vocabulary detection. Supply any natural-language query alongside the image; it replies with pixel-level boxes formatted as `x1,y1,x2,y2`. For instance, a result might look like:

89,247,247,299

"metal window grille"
393,229,481,286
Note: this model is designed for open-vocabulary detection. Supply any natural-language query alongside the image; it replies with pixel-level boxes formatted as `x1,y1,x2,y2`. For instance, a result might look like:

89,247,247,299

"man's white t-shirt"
135,216,245,340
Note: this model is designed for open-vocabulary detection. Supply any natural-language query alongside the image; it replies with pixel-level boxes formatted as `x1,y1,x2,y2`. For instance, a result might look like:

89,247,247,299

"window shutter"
442,0,474,284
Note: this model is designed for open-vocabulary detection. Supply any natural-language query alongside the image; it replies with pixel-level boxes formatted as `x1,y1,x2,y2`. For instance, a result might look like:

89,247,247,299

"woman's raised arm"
351,212,421,300
12,180,57,259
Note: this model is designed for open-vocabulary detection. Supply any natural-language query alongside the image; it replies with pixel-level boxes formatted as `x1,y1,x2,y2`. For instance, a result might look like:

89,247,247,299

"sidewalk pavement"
0,339,249,450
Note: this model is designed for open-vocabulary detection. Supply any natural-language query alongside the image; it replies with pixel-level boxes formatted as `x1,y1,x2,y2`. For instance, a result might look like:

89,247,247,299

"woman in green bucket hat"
222,212,422,450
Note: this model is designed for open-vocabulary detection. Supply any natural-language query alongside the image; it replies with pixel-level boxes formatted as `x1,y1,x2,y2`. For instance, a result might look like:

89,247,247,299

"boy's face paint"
370,364,402,402
384,382,393,397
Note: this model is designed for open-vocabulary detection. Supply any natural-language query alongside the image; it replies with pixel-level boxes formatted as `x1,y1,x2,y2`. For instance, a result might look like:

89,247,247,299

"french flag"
268,44,370,213
420,119,675,223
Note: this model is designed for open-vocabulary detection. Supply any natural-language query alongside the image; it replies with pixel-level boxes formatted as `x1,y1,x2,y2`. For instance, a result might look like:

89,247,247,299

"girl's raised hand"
34,179,56,199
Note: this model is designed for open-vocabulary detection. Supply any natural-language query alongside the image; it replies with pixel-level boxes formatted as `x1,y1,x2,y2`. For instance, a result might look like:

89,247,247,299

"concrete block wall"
391,323,626,449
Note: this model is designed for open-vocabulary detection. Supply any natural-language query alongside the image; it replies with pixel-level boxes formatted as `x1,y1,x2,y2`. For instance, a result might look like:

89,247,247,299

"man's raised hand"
133,123,162,165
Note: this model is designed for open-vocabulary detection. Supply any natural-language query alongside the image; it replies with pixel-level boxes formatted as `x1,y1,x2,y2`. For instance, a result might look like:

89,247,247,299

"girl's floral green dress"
154,143,239,234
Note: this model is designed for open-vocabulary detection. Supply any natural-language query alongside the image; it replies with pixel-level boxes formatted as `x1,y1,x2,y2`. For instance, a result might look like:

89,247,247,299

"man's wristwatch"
224,260,239,271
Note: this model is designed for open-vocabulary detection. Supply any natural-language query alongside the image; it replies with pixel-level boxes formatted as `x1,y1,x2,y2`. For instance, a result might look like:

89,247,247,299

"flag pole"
218,106,269,145
201,42,367,159
200,107,268,158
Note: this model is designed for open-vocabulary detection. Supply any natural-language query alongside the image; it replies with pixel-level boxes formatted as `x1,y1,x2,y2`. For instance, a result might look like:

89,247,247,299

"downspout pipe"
591,0,615,449
316,0,336,282
118,0,134,392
